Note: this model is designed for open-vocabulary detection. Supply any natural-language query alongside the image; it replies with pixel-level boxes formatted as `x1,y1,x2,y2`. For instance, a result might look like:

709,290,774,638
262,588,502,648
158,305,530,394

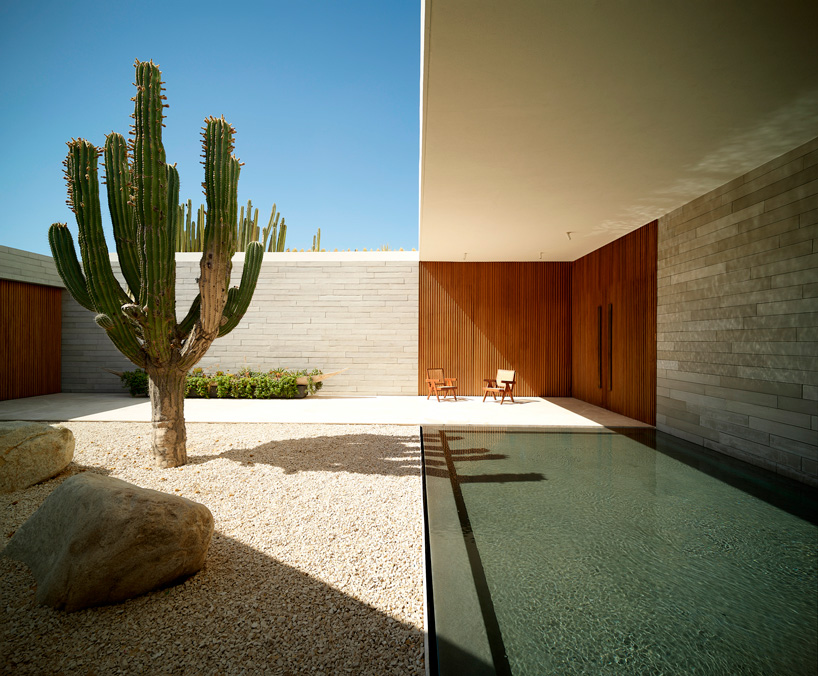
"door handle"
597,305,602,389
608,303,613,391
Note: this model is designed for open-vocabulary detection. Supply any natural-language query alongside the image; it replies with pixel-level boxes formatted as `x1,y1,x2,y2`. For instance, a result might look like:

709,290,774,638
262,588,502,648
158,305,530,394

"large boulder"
2,473,214,612
0,422,75,494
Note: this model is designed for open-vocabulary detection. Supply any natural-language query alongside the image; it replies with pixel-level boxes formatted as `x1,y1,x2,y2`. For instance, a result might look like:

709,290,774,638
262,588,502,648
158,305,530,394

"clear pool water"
422,427,818,676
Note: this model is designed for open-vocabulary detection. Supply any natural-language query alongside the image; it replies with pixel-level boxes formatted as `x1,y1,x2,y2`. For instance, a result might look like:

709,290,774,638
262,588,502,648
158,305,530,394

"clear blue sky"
0,0,419,256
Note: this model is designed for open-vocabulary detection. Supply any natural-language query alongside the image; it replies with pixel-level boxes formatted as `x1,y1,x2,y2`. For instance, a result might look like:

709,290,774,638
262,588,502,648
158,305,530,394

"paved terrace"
0,394,651,427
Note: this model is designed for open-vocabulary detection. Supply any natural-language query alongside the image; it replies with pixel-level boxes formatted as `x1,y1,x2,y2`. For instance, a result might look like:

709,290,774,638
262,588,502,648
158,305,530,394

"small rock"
0,422,74,493
2,473,214,612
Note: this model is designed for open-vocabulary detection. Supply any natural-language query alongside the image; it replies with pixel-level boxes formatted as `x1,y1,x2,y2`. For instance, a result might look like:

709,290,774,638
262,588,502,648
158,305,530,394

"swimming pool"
421,426,818,676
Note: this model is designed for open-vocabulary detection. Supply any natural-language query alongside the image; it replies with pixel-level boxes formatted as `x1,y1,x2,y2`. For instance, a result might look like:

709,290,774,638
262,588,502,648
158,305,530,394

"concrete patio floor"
0,393,651,427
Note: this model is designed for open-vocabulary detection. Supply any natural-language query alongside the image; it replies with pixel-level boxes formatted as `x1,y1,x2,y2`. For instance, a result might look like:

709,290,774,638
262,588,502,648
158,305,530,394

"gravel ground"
0,422,425,675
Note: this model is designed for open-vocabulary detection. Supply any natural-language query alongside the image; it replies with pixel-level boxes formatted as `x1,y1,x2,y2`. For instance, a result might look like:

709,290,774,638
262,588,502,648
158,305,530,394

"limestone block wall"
0,245,64,288
657,137,818,485
62,252,419,396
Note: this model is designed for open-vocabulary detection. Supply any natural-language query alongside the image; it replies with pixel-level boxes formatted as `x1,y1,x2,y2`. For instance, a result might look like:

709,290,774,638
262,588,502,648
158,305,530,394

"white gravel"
0,422,425,675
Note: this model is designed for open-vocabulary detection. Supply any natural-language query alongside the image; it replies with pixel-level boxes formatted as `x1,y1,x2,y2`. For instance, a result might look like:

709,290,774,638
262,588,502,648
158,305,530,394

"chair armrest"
483,379,497,386
444,378,457,385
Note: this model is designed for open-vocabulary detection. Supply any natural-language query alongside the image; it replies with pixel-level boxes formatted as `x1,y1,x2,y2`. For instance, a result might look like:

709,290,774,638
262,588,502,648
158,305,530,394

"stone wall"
657,137,818,485
0,245,64,288
61,252,419,396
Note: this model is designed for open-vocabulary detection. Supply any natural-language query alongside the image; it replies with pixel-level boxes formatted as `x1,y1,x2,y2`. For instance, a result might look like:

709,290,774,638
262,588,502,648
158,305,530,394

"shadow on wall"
189,433,422,477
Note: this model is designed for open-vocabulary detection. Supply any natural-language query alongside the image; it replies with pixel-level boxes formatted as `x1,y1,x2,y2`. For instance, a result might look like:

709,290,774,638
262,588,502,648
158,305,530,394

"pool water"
422,427,818,676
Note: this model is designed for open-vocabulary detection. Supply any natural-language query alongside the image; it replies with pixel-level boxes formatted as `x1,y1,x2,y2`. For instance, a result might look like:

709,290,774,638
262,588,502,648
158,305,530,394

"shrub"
120,369,149,397
119,368,323,399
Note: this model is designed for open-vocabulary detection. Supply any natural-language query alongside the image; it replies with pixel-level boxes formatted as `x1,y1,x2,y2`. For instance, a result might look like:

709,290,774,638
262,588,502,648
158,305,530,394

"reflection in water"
424,426,818,676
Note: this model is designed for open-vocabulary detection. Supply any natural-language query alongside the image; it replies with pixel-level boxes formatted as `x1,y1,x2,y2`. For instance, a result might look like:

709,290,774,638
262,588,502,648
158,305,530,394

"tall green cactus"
48,60,263,468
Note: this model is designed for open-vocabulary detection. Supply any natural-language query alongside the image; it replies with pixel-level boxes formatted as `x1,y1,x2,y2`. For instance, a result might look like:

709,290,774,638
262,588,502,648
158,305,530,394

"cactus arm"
198,116,238,337
48,223,95,311
65,139,131,315
104,132,140,299
174,203,184,252
238,203,246,252
242,200,253,251
262,204,277,251
267,222,276,252
166,163,180,257
184,199,193,252
251,206,259,244
95,313,146,367
132,60,175,364
218,241,263,337
197,204,206,251
277,219,287,252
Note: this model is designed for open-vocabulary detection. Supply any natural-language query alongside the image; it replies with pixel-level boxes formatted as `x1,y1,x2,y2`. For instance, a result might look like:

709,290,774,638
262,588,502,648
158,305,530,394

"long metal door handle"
597,305,602,389
608,303,613,391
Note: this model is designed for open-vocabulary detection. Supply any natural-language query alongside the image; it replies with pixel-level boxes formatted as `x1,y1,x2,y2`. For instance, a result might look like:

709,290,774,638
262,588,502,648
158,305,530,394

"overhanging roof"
419,0,818,261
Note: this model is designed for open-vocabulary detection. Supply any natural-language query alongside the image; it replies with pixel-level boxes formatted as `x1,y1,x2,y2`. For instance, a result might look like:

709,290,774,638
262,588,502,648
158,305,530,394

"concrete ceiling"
419,0,818,261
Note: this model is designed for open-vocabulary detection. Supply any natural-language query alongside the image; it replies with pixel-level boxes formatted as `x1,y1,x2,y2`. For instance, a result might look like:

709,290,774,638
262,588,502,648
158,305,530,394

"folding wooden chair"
482,369,516,404
426,368,458,402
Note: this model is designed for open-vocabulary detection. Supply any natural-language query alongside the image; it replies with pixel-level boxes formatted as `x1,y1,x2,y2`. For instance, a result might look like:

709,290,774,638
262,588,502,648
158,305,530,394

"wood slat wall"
418,262,572,396
571,221,657,424
0,280,62,400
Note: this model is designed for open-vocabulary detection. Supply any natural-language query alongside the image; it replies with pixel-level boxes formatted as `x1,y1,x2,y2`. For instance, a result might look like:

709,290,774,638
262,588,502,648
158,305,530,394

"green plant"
120,369,149,397
121,367,323,399
185,368,212,398
49,60,263,468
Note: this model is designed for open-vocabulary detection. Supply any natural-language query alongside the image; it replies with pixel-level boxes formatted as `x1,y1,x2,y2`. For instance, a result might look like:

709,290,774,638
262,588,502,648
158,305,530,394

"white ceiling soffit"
419,0,818,262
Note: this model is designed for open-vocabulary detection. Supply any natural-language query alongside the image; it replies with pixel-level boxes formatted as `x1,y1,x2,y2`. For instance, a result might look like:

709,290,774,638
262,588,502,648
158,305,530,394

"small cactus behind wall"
175,200,289,252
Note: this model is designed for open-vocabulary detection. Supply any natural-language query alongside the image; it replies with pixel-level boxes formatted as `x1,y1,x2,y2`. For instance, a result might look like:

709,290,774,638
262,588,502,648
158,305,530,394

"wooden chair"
426,368,458,402
482,369,516,404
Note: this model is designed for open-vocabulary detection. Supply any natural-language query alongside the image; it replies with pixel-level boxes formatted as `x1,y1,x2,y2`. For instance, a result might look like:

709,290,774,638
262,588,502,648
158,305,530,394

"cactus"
48,60,262,468
262,203,288,252
175,201,289,252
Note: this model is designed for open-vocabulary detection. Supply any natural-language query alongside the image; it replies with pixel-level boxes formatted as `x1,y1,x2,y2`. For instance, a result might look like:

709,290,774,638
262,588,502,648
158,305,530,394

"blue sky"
0,1,419,256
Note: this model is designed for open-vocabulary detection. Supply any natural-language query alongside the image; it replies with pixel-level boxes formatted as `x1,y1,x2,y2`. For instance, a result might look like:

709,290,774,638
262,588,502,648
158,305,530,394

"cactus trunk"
148,365,188,467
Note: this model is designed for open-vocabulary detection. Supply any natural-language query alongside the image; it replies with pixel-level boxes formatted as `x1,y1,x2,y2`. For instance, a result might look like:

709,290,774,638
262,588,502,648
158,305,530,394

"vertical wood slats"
0,280,62,400
419,222,656,424
571,221,657,424
418,262,572,396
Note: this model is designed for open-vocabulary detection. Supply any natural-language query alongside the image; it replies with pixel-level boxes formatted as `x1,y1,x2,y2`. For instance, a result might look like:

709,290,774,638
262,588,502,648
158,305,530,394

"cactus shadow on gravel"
188,433,423,477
